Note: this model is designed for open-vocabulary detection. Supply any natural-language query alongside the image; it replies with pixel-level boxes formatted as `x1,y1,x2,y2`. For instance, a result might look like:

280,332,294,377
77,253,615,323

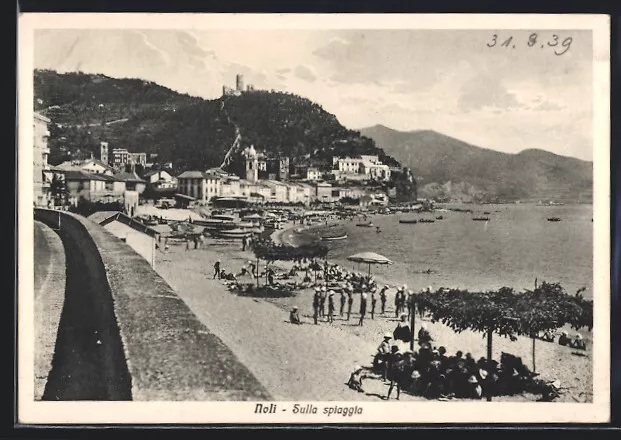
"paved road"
33,221,66,400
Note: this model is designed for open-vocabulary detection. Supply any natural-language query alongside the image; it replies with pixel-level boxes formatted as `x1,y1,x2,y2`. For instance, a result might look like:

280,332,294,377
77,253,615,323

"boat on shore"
399,219,418,224
321,234,348,241
210,228,253,239
547,217,562,222
472,217,490,221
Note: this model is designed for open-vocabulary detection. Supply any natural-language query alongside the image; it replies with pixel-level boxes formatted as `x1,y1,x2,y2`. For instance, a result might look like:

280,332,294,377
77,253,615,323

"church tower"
100,141,109,164
243,145,258,183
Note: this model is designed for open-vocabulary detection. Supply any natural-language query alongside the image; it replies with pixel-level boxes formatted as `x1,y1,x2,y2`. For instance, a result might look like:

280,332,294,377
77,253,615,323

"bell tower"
100,141,109,164
243,145,258,183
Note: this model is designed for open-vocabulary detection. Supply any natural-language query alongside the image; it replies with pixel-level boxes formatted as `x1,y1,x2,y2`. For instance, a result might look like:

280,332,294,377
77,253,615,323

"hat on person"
328,290,335,296
551,380,562,389
404,349,414,355
468,375,479,384
321,286,327,292
391,344,400,350
411,370,421,379
384,285,389,289
479,369,488,380
575,333,582,340
292,306,298,310
384,333,392,339
561,330,568,336
432,349,439,355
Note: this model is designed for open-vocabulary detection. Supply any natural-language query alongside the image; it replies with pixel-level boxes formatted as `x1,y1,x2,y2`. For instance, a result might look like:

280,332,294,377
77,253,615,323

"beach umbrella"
347,252,393,276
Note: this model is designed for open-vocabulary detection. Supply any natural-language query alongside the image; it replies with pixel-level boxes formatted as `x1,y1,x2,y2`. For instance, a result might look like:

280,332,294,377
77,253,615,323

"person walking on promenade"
339,291,347,316
347,288,354,321
213,260,221,279
327,291,335,323
371,290,377,320
312,288,321,325
380,285,388,314
358,292,368,326
186,238,191,251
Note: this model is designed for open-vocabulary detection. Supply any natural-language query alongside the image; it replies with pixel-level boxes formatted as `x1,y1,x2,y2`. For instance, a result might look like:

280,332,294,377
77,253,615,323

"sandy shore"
153,227,592,402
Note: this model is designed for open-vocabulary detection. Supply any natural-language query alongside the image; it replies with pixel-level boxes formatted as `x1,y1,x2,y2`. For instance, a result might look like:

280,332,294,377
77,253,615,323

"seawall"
34,208,270,401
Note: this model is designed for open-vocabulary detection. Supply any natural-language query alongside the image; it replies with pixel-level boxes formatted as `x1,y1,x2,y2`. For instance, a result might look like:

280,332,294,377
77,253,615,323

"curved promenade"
34,209,270,401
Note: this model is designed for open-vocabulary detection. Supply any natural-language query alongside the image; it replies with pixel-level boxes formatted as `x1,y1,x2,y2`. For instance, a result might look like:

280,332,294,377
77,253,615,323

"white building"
33,112,51,206
306,167,322,181
177,170,222,203
333,155,391,181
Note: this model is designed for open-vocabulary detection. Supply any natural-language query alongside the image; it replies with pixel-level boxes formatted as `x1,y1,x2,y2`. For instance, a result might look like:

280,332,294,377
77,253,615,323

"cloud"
530,100,566,112
458,75,522,112
294,65,317,82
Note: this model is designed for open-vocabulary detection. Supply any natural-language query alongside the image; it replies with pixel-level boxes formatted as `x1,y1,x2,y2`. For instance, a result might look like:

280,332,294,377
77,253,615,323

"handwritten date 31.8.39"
486,33,573,56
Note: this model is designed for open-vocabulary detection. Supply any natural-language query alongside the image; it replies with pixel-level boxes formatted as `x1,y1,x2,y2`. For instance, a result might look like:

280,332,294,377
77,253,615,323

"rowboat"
321,234,348,241
399,219,418,224
472,217,490,221
356,222,374,227
547,217,562,222
418,219,435,223
210,228,253,239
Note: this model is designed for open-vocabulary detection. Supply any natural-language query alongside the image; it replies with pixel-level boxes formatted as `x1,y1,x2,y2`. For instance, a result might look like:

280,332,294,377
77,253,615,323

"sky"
34,29,593,161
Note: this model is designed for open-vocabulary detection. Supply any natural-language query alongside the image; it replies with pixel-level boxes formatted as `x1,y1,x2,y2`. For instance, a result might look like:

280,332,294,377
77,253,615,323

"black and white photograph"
18,13,610,424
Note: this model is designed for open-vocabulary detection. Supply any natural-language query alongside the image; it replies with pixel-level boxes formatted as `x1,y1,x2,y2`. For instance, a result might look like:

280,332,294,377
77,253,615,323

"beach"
153,222,593,403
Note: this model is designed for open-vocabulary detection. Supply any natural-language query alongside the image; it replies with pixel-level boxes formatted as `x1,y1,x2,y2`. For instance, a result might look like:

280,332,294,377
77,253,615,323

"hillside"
34,70,398,173
360,125,593,203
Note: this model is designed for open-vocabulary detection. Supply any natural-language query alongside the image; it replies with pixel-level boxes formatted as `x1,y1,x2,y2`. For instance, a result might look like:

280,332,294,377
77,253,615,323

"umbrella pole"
368,263,371,276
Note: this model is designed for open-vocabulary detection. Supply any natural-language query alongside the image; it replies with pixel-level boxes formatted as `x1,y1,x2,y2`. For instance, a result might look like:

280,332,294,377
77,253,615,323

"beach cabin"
88,211,160,268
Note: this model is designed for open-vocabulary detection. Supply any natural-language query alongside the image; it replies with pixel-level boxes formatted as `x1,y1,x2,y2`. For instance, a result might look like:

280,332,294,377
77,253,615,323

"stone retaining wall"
34,209,270,401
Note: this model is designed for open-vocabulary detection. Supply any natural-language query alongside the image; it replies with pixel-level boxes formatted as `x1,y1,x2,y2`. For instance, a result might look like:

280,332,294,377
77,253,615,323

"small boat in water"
547,217,562,222
435,216,444,220
399,219,418,224
472,217,490,221
356,222,374,227
483,211,491,215
419,219,435,223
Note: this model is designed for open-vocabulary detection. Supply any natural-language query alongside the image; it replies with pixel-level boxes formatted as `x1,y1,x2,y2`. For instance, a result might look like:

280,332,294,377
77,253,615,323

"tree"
413,282,593,400
50,174,69,207
392,167,418,202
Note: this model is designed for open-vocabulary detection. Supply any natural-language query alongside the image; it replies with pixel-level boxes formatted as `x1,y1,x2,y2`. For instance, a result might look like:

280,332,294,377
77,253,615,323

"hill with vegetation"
34,70,399,174
360,125,592,203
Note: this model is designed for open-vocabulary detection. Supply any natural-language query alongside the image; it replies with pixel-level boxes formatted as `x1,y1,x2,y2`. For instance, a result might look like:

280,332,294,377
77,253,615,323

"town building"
143,169,178,190
332,155,391,182
306,167,322,181
54,158,115,176
33,112,51,206
176,170,222,203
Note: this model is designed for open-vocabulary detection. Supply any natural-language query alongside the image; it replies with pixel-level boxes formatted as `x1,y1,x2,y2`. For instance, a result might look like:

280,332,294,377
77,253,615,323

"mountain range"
360,125,593,203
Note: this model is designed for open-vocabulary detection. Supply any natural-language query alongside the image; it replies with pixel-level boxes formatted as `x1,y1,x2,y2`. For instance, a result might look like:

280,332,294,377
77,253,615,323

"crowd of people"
359,328,541,400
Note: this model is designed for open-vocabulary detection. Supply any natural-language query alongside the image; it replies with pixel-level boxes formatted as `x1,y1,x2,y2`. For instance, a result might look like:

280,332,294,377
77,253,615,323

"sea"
282,204,594,299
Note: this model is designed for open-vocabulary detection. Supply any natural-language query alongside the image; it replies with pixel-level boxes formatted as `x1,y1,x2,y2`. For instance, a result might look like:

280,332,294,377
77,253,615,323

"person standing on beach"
406,290,414,320
319,286,327,318
339,291,347,316
358,292,368,326
312,288,320,325
242,236,247,251
327,291,335,323
347,288,354,321
213,260,221,279
371,290,377,320
380,286,388,314
394,287,402,318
